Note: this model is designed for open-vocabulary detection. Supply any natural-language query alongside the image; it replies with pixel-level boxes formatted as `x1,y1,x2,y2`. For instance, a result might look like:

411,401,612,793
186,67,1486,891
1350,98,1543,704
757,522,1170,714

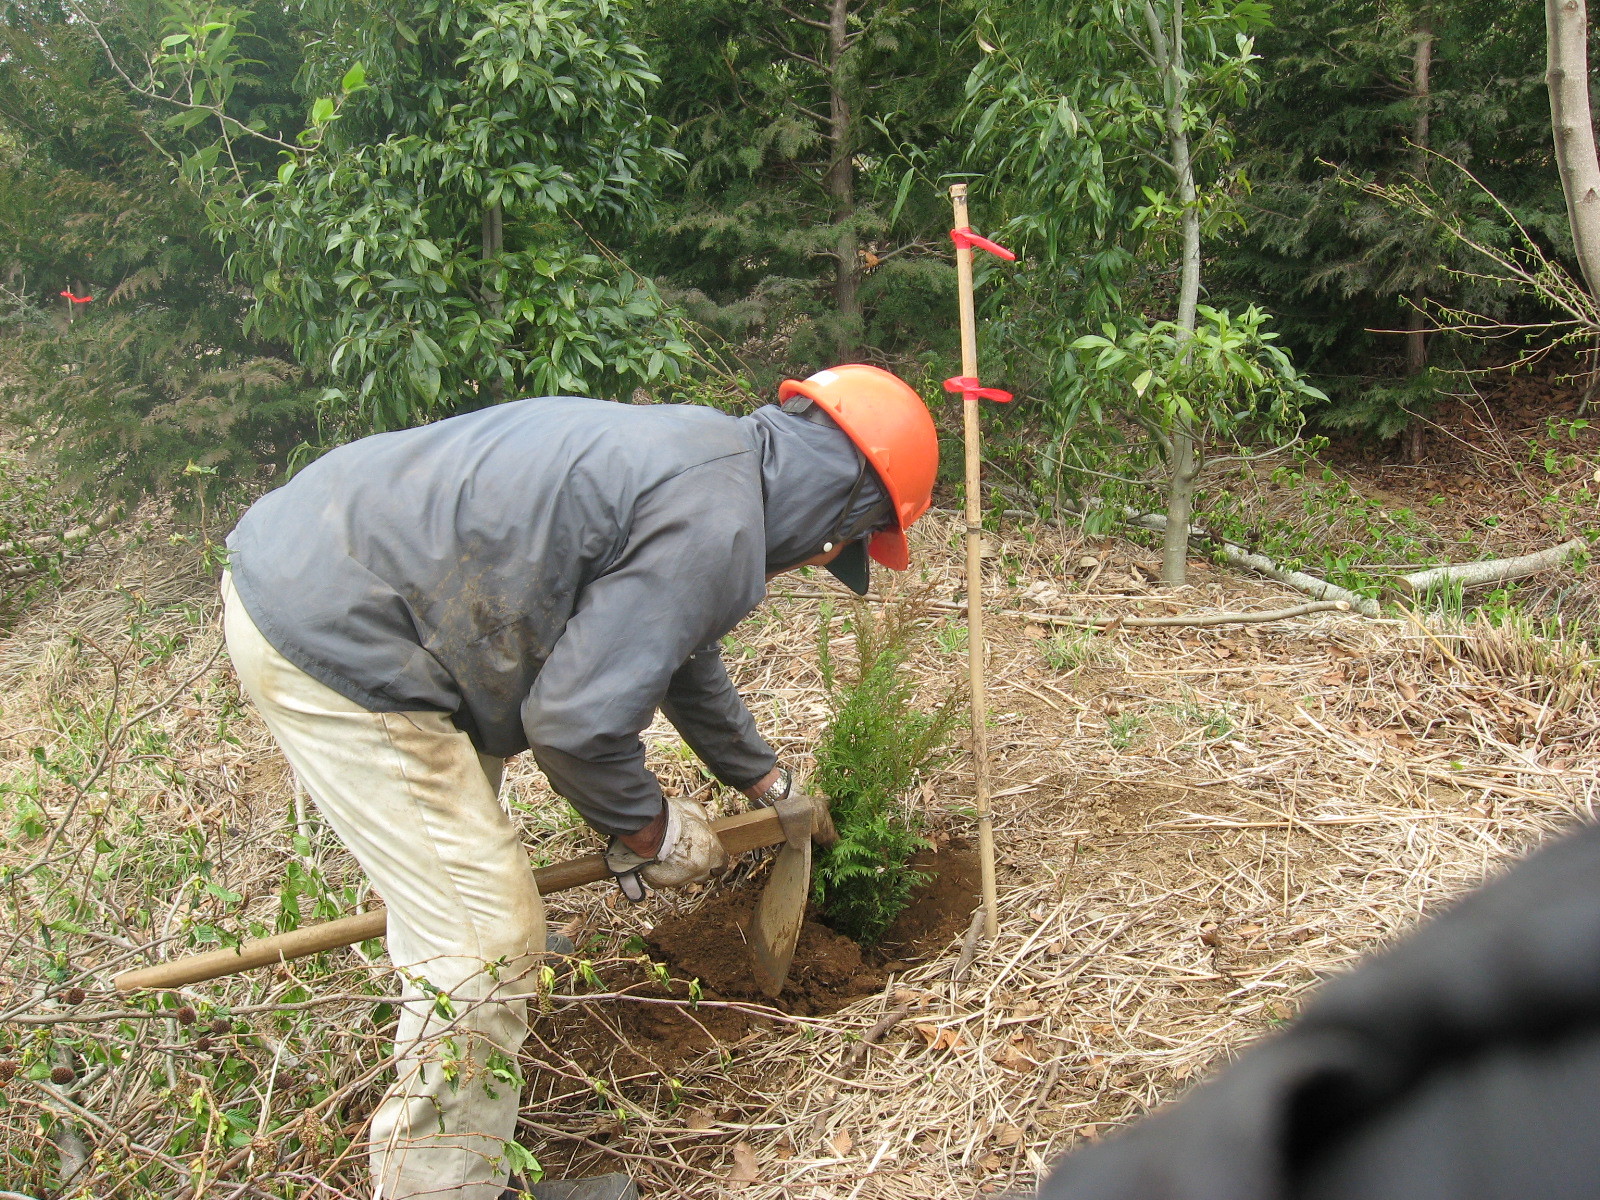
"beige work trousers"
223,573,546,1200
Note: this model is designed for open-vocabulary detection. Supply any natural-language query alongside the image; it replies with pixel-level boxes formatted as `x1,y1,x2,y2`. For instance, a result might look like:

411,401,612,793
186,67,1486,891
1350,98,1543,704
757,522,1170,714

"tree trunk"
1146,0,1201,585
1162,424,1200,583
1547,0,1600,298
826,0,860,358
1411,15,1433,173
1403,16,1433,464
481,202,504,319
481,202,504,401
1404,304,1428,462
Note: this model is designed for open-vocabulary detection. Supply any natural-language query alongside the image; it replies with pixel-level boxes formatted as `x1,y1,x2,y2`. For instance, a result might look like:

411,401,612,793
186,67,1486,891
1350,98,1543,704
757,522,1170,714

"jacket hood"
740,404,891,573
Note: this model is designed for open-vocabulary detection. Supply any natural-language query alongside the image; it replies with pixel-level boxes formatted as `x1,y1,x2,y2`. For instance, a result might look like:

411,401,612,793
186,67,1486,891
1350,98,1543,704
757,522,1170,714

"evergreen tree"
1215,0,1562,447
0,0,314,512
635,0,975,374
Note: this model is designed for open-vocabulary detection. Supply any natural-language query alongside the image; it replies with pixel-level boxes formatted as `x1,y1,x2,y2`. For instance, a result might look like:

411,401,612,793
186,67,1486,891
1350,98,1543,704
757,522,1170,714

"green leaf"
310,96,336,126
164,110,211,133
889,167,916,226
342,62,367,92
417,364,441,401
502,1142,543,1180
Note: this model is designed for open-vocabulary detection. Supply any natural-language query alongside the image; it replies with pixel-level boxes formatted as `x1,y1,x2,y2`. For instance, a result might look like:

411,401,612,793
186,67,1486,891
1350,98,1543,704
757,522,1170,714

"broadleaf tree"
970,0,1323,583
161,0,692,436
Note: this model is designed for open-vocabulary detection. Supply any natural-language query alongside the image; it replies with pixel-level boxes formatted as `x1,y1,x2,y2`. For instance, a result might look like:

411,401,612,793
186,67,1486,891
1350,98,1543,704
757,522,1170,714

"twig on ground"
1020,600,1351,629
952,906,988,982
845,1003,918,1069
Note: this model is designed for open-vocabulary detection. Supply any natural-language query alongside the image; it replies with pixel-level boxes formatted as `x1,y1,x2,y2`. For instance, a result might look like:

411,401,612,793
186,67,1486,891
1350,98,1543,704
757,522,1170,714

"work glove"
604,795,728,902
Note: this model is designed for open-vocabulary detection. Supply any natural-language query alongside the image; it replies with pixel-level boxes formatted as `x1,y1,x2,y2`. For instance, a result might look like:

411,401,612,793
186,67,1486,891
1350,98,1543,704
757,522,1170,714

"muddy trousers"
222,573,546,1200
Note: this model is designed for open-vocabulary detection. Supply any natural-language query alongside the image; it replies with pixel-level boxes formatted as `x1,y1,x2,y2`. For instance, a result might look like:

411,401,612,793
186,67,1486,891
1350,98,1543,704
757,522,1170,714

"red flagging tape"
943,375,1013,404
949,227,1016,261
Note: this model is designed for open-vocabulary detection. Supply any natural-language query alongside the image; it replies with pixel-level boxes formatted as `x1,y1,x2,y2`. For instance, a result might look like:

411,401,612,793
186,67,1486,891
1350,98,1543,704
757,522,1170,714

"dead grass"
1,504,1596,1198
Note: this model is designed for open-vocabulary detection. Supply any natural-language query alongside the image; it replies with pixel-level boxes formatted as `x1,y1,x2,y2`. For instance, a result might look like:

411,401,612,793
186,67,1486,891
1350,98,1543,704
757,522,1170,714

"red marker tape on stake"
947,225,1015,404
949,227,1016,261
59,290,93,304
943,375,1013,404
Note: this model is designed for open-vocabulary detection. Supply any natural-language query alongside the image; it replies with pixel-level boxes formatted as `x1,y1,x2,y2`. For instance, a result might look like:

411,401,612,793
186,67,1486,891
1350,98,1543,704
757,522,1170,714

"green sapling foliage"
811,601,958,945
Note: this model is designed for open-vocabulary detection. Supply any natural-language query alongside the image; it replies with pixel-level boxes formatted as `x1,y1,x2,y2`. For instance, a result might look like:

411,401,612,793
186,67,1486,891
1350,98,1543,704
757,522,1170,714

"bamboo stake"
950,183,1000,940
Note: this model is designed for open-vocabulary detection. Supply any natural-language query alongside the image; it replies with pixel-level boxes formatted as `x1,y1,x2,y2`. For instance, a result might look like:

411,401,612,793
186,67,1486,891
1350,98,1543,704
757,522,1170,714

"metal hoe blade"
748,795,816,997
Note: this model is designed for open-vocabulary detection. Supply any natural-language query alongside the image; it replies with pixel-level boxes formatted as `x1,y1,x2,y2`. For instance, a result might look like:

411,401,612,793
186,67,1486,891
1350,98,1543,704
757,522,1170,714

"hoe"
114,794,836,997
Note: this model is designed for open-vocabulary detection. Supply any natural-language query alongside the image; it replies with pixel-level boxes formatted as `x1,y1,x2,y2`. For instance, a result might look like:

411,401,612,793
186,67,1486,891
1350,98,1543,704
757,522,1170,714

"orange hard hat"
776,364,938,571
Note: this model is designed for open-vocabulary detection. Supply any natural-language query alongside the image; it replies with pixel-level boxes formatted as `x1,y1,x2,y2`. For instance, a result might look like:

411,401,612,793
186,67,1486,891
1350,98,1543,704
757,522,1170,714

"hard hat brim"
868,527,910,572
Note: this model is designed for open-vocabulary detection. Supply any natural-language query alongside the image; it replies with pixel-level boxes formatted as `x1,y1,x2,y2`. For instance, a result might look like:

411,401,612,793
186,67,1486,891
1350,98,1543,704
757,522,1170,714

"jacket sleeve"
661,642,777,791
521,459,765,837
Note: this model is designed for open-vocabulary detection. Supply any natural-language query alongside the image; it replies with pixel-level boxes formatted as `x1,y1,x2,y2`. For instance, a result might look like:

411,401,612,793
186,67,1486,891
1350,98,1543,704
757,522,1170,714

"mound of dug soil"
529,845,980,1083
647,889,868,1012
647,842,982,1015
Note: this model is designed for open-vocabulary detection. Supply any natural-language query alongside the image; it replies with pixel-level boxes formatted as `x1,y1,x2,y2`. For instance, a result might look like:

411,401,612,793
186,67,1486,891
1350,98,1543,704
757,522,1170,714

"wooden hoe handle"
114,799,830,992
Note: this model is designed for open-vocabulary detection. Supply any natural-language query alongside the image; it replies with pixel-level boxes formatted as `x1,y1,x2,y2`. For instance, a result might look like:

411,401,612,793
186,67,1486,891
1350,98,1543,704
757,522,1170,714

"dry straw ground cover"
0,504,1595,1198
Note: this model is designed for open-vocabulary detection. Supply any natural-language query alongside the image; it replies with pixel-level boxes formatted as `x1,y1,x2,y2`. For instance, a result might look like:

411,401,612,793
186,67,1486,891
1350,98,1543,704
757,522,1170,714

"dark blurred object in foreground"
1039,820,1600,1200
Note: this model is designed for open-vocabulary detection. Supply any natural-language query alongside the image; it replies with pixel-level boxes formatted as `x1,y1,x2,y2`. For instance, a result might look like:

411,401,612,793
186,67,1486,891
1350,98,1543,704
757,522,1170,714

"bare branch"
872,238,937,264
779,4,832,30
751,28,824,68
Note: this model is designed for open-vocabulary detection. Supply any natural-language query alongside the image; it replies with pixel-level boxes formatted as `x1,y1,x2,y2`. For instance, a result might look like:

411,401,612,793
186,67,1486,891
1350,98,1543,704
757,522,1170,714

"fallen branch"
1397,538,1588,596
1102,506,1382,617
1204,541,1381,617
1008,498,1384,617
775,589,1352,630
1021,600,1350,629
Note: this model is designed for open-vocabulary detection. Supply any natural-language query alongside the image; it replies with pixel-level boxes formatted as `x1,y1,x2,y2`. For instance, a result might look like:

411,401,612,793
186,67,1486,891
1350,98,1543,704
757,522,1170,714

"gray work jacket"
226,396,882,835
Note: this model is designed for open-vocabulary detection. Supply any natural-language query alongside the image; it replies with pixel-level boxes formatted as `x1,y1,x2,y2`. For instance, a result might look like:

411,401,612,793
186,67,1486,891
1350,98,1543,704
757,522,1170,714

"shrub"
810,599,959,945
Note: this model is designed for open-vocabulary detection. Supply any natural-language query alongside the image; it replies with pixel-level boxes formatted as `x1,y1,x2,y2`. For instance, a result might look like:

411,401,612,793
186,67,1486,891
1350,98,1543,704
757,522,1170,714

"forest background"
2,0,1595,621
